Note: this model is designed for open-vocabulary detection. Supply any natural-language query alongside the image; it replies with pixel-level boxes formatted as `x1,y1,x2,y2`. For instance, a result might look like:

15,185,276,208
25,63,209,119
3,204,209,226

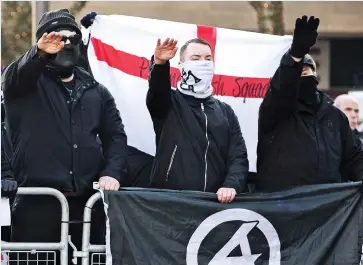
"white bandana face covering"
177,60,215,99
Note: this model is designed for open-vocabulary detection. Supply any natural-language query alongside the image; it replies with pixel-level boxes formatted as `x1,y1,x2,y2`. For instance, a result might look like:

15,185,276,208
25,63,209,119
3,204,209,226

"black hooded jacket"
257,50,363,192
146,57,249,193
1,44,128,194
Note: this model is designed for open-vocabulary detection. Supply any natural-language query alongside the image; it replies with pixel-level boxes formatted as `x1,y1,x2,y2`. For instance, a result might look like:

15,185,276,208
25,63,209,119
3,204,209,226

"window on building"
330,38,363,89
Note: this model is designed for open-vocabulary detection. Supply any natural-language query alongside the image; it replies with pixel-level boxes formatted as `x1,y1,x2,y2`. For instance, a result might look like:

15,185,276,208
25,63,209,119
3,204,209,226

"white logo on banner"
186,209,281,265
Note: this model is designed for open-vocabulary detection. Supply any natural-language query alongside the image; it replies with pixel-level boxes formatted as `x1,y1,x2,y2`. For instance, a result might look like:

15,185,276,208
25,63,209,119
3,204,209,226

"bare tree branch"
68,1,88,16
249,1,285,35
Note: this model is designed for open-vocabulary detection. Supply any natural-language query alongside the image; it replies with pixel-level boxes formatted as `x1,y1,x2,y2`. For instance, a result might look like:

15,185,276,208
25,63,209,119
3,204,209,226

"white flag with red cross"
87,15,292,172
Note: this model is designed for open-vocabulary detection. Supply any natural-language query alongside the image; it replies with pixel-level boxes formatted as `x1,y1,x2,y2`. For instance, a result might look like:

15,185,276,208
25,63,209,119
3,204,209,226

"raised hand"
154,38,178,64
80,11,98,28
37,32,65,54
291,16,320,59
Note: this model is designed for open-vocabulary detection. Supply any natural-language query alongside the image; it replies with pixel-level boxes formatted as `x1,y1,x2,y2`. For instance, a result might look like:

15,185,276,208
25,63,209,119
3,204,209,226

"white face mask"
177,60,214,99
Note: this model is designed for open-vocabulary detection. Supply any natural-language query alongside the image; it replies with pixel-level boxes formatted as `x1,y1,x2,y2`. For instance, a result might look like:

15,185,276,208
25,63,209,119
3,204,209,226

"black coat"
353,129,363,143
257,50,363,192
1,123,13,180
1,44,128,194
77,41,154,188
146,57,249,193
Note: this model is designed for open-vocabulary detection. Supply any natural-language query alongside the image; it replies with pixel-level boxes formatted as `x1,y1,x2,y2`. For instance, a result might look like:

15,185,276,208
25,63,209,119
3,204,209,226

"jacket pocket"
166,145,178,181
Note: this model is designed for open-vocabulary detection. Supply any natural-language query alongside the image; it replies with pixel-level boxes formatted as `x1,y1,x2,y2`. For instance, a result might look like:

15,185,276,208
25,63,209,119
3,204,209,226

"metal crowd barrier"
1,187,69,265
80,192,105,265
1,187,362,265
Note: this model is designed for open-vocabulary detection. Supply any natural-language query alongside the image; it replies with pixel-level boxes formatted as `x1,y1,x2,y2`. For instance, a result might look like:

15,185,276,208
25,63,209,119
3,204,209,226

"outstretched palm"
154,38,178,62
37,32,65,54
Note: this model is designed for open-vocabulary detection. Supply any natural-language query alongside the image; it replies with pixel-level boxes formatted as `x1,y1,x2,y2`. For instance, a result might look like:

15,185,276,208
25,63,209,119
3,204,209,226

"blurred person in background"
257,15,363,192
1,8,127,264
334,94,363,141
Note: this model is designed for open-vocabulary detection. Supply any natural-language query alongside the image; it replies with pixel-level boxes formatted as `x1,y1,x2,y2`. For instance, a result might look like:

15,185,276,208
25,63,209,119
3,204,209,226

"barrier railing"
1,187,69,265
1,187,362,265
80,192,105,265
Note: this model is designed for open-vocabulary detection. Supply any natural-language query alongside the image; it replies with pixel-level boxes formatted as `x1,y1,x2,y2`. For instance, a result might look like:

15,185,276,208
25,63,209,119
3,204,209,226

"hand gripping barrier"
1,187,69,265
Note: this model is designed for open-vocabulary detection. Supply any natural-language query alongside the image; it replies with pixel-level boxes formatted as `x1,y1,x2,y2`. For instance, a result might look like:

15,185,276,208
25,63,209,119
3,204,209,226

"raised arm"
146,38,178,120
2,32,64,100
259,52,304,132
259,16,320,132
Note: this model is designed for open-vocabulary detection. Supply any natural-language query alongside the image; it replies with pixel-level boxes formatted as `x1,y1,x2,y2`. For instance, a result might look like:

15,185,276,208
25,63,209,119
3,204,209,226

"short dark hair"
180,38,211,60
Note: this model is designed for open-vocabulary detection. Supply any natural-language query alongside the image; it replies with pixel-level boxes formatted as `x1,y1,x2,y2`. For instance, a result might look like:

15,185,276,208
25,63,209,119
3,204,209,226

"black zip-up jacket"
146,57,249,193
257,50,363,192
1,44,128,194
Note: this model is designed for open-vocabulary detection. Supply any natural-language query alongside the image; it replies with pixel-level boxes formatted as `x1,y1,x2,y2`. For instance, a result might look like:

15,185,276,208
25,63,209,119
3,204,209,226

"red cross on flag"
87,15,292,172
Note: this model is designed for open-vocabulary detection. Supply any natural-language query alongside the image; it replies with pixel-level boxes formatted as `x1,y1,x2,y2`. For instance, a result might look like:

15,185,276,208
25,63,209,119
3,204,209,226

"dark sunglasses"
60,34,82,45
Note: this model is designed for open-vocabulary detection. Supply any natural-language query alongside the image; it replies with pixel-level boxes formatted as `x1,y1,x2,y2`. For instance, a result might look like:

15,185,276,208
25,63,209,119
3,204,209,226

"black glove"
1,179,18,198
291,15,320,58
80,12,98,29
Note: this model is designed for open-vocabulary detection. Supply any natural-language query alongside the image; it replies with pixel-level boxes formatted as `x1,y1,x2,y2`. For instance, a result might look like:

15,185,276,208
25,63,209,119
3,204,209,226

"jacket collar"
45,66,98,89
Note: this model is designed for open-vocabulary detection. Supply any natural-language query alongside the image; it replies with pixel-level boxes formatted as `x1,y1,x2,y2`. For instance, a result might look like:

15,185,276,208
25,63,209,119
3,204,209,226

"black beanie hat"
36,9,82,41
303,54,317,72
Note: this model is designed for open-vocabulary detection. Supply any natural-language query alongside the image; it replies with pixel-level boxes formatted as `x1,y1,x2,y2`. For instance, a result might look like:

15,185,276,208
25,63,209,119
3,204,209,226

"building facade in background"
50,1,363,95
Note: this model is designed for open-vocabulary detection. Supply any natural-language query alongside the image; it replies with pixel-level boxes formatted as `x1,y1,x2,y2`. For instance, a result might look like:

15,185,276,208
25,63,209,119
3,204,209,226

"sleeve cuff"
281,49,304,68
31,44,57,62
100,170,122,182
222,179,244,194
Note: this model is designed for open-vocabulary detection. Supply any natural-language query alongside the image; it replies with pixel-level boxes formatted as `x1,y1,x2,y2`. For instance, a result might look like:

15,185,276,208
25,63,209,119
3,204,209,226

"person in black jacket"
147,37,249,203
1,9,127,264
79,12,154,188
257,16,363,192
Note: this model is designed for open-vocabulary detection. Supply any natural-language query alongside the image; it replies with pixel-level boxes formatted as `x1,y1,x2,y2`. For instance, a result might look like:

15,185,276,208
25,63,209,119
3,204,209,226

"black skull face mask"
49,29,81,78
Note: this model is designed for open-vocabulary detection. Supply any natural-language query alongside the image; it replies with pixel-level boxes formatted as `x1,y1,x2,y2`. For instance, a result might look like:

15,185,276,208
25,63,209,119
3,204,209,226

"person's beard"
50,44,80,78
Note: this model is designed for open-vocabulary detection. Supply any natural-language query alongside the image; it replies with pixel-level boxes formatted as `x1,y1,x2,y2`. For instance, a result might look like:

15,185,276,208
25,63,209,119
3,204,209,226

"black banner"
103,182,363,265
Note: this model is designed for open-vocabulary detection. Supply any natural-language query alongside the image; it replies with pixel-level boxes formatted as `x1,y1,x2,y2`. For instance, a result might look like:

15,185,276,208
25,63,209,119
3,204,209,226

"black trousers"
10,194,105,265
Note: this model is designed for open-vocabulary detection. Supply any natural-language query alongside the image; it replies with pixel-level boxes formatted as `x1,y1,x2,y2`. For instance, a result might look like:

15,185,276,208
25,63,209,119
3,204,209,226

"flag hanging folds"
87,15,292,172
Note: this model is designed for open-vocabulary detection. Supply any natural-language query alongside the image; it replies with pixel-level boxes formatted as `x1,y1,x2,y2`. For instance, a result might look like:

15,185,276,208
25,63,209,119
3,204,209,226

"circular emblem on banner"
186,208,281,265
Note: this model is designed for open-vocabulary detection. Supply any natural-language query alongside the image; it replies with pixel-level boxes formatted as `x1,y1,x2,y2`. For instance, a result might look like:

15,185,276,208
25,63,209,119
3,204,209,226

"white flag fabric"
0,198,11,226
87,15,292,172
1,248,9,265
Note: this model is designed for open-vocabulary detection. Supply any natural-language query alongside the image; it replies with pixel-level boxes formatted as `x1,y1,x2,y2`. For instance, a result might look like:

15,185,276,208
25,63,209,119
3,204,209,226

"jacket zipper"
314,118,320,176
201,103,209,192
166,145,178,181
